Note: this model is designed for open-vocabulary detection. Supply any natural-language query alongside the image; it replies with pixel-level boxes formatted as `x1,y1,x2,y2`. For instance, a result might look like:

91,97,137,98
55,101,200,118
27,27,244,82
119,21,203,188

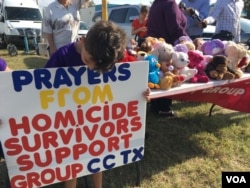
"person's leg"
91,172,102,188
0,142,11,188
64,178,77,188
5,174,10,188
150,98,159,114
0,141,4,159
150,98,175,117
158,98,172,112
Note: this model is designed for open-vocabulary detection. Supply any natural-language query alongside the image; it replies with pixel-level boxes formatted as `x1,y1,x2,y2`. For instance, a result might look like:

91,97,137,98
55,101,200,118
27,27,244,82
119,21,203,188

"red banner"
167,79,250,113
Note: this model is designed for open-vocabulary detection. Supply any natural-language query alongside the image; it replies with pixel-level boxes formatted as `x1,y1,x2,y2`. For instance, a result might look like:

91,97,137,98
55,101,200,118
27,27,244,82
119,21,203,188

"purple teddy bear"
201,39,225,56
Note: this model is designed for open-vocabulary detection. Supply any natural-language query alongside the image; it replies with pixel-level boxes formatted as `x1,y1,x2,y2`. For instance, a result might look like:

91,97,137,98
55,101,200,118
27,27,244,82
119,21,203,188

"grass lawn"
1,50,250,188
1,49,48,70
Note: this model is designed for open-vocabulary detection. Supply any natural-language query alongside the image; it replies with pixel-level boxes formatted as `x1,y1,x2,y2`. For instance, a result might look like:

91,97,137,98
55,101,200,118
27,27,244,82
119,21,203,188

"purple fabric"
0,58,7,71
44,42,84,68
147,0,187,45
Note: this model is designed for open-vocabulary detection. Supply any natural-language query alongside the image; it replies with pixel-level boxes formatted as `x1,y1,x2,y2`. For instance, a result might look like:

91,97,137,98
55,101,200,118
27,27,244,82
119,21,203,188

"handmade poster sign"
0,61,148,188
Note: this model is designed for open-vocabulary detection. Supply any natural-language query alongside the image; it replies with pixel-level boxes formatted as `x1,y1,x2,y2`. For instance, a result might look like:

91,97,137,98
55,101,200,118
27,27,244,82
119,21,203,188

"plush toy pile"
124,36,250,90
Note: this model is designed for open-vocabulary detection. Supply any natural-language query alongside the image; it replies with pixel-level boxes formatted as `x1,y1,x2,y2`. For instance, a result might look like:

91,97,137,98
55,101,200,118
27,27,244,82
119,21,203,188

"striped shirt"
205,0,244,42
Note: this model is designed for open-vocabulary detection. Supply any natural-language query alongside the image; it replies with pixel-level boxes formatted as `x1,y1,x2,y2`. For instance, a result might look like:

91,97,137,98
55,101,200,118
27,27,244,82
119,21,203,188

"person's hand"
179,2,186,11
140,26,147,32
143,87,151,102
199,20,207,29
185,8,193,16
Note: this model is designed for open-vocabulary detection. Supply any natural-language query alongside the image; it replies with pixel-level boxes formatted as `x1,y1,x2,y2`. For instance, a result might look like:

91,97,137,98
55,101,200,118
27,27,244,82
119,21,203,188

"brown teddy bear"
138,39,153,54
205,55,235,80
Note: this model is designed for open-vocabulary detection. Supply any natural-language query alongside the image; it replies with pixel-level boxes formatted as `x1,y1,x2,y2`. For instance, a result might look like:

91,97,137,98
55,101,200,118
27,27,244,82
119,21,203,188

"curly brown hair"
84,20,127,72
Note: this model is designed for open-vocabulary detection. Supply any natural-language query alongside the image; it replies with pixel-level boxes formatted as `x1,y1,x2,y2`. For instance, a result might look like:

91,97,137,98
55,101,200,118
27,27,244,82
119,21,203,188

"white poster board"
0,61,148,188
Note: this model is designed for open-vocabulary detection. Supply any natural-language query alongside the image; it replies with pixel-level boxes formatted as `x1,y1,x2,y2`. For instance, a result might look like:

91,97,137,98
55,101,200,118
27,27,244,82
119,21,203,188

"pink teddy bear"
187,50,212,83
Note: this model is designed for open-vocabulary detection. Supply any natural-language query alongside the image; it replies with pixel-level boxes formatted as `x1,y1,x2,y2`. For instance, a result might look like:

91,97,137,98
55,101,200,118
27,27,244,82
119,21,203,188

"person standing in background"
43,0,83,56
180,0,210,40
131,5,149,46
147,0,187,45
147,0,188,117
201,0,244,43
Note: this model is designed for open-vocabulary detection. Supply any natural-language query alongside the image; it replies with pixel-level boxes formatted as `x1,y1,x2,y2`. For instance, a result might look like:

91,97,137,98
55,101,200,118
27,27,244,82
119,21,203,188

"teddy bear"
243,50,250,73
136,50,148,61
144,36,165,49
150,41,174,64
201,39,225,56
174,43,189,53
187,50,210,83
174,36,192,45
159,70,185,90
145,54,161,89
193,37,205,51
224,41,248,78
184,41,196,51
205,55,235,80
138,39,153,54
171,51,197,81
158,58,185,90
174,35,195,51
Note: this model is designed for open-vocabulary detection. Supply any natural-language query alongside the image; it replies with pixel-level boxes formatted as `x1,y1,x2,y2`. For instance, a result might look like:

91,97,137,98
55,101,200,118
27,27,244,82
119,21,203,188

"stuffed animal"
201,39,225,56
159,62,184,88
146,54,161,89
224,41,248,78
138,39,153,54
136,50,148,61
144,36,165,49
193,37,205,51
184,41,196,51
205,55,235,80
119,49,137,62
127,38,138,52
150,41,174,64
171,51,197,81
187,50,210,83
243,50,250,73
174,35,195,51
159,71,185,90
174,35,192,46
174,43,189,53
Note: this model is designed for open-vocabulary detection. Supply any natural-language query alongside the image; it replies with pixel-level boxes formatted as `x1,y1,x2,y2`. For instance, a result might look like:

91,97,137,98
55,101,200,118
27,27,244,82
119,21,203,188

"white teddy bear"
171,51,198,82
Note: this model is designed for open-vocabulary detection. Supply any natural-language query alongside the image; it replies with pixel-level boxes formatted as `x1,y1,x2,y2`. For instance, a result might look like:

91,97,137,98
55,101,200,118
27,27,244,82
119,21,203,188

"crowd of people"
0,0,245,187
